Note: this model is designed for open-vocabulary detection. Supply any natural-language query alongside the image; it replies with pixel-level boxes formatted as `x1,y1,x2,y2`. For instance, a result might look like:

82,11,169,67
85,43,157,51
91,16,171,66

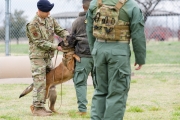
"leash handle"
52,50,59,83
53,50,59,68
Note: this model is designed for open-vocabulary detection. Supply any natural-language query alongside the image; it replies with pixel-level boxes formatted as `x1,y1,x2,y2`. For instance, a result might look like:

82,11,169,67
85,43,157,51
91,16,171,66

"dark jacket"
71,11,92,58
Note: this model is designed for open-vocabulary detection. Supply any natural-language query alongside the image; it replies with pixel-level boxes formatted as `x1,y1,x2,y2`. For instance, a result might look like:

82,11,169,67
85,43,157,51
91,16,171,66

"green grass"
0,84,93,120
1,41,180,64
0,43,62,56
145,41,180,64
130,41,180,64
0,70,180,120
0,43,29,56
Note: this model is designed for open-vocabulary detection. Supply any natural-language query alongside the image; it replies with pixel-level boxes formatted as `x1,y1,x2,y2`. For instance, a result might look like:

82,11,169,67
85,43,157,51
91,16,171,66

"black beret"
37,0,54,12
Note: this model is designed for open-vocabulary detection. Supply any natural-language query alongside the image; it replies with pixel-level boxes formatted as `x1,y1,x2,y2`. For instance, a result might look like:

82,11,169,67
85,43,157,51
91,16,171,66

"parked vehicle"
146,26,173,41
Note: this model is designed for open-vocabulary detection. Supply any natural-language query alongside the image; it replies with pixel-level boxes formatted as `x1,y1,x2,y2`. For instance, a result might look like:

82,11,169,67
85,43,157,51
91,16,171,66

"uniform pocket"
111,49,130,67
113,69,130,93
73,68,86,85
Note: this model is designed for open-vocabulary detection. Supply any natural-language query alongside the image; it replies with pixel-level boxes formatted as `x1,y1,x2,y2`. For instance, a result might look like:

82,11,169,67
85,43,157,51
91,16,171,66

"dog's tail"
19,83,33,98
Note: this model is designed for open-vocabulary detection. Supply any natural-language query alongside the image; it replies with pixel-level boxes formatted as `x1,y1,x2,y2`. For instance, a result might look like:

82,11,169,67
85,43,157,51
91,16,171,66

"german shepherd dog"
19,35,79,113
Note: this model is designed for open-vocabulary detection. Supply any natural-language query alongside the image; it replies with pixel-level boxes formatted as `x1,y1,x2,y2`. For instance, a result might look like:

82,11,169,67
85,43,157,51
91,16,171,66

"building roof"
51,12,79,19
150,10,180,16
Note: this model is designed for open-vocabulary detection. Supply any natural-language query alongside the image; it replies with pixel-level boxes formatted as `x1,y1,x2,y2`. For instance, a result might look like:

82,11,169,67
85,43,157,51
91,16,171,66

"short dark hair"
82,0,91,8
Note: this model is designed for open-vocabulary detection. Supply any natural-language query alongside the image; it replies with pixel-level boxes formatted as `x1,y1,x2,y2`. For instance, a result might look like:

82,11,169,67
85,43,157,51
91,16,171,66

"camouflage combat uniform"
26,14,69,107
71,11,93,113
86,0,146,119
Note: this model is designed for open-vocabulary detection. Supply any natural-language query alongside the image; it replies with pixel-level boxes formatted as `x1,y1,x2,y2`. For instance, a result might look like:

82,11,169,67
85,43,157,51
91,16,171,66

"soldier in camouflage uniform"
71,0,93,116
26,0,69,116
86,0,146,119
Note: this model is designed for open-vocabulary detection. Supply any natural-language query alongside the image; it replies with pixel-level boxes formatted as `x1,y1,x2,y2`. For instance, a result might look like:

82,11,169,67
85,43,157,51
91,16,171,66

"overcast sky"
0,0,82,25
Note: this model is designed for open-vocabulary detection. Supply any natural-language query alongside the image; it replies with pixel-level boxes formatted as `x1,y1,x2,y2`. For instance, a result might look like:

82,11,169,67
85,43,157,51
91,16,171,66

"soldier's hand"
134,63,143,70
57,46,62,51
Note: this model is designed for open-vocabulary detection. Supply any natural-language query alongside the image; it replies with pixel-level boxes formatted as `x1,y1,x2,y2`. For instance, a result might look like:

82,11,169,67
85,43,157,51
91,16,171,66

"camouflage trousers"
30,58,54,107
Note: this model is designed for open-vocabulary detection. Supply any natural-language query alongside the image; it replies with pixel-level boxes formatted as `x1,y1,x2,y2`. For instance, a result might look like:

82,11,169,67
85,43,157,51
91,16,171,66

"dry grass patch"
0,73,180,120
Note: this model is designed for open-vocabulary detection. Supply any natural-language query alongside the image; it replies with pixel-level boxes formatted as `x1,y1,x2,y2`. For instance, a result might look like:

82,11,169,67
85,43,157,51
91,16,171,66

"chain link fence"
0,0,180,42
0,0,179,79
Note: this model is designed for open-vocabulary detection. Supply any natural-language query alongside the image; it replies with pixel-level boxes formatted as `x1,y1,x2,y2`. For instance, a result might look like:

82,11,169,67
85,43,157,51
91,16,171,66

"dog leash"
51,50,59,85
53,50,63,111
53,50,59,68
54,51,64,112
48,50,64,111
47,50,58,109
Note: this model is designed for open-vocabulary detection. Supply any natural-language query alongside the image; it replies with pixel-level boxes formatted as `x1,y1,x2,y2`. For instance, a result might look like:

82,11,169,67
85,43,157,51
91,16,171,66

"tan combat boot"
42,107,52,113
76,111,87,116
30,105,52,114
32,107,52,116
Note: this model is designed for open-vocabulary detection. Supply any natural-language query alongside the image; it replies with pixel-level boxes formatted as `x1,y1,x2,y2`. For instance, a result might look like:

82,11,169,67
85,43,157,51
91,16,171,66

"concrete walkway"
0,76,93,85
0,55,93,85
0,55,62,78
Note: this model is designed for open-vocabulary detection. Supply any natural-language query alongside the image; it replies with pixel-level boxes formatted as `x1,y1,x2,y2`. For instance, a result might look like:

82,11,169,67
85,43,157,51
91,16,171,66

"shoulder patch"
33,32,39,37
28,25,41,39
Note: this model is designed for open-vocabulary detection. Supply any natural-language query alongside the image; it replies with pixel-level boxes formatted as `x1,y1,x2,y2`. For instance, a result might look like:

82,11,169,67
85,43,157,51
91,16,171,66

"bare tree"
10,9,27,44
135,0,161,22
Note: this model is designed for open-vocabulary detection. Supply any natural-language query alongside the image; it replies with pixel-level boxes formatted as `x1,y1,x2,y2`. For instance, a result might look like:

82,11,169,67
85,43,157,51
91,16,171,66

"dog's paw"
73,54,80,62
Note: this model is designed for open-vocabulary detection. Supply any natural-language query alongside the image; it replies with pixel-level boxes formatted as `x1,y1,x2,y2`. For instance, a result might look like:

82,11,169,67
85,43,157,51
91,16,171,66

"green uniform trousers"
73,57,93,112
91,40,131,120
30,58,52,107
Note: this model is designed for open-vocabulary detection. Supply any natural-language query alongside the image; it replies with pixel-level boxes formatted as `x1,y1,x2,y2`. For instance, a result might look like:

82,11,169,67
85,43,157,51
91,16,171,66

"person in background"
26,0,69,116
71,0,93,116
86,0,146,119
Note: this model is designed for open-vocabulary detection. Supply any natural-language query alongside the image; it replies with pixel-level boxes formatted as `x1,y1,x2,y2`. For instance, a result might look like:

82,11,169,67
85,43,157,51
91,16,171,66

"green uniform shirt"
26,14,69,59
86,0,146,64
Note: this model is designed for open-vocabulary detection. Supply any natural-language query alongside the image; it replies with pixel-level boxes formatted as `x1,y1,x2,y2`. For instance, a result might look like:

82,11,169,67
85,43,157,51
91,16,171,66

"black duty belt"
97,39,129,43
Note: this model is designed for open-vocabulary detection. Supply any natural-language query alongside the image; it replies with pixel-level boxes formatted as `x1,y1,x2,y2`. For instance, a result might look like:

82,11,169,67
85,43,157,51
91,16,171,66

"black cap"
37,0,54,12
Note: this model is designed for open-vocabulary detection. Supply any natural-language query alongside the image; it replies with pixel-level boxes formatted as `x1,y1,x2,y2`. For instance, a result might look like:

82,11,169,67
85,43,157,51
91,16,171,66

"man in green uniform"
71,0,93,116
86,0,146,119
26,0,69,116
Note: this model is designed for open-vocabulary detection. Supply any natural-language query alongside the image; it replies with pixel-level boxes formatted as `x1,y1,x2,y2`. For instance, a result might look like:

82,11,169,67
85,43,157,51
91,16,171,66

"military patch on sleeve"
28,25,41,39
33,32,38,37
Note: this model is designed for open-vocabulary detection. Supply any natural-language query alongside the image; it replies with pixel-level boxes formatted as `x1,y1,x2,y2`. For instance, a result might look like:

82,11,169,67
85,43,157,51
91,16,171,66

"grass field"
0,41,180,120
0,41,180,64
0,76,180,120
